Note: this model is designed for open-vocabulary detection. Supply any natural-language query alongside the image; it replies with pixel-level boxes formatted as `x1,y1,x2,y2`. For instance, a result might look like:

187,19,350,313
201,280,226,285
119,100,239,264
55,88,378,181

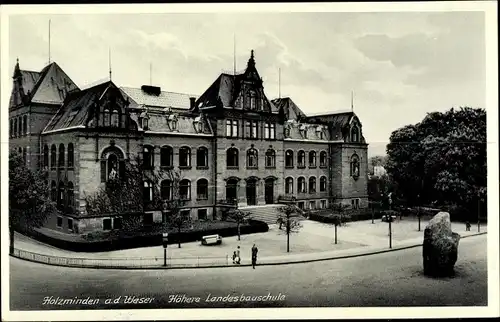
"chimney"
141,85,161,96
189,97,196,109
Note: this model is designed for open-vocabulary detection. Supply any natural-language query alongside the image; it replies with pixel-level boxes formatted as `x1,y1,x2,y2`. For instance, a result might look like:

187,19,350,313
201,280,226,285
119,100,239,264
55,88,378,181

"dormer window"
139,111,149,130
168,114,178,131
351,125,360,143
284,125,291,138
194,116,204,133
299,124,308,139
316,126,323,139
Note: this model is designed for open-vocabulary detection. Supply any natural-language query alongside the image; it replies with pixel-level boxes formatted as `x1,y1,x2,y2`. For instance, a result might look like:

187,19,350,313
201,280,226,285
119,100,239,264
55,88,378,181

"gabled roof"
43,81,116,133
144,111,214,136
271,97,306,121
9,61,79,108
120,86,196,110
195,51,278,113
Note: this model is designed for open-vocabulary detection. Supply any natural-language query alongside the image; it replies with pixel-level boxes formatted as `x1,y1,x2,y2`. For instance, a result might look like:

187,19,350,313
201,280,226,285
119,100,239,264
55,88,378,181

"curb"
10,232,487,271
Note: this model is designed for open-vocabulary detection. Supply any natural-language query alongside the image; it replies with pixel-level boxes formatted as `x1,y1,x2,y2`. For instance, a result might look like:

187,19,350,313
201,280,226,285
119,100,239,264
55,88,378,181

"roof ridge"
120,86,197,97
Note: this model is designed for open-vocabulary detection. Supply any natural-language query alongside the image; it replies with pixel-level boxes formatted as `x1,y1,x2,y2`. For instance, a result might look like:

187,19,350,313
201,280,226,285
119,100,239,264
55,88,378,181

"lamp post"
162,232,169,267
477,195,481,233
388,194,393,249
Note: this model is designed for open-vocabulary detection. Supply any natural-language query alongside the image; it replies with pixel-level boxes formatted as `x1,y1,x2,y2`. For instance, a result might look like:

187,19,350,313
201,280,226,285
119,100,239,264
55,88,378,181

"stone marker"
423,212,460,277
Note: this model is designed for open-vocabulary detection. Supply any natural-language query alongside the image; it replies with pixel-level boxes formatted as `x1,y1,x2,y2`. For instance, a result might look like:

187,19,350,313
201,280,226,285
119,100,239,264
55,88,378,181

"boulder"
423,212,461,277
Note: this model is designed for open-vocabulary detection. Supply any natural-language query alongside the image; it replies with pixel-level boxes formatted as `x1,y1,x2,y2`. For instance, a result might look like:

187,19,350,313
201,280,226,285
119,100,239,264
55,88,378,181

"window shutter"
100,160,107,182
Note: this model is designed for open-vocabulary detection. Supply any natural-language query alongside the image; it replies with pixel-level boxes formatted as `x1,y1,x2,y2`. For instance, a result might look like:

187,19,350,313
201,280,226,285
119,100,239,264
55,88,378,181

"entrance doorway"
265,178,274,204
226,178,238,203
246,179,257,206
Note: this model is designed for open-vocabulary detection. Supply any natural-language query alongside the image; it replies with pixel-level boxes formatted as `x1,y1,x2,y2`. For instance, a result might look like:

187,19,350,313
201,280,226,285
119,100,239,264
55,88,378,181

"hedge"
23,219,269,252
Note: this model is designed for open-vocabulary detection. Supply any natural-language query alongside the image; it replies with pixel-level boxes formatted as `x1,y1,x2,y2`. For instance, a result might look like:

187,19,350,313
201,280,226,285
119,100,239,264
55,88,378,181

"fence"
12,248,233,269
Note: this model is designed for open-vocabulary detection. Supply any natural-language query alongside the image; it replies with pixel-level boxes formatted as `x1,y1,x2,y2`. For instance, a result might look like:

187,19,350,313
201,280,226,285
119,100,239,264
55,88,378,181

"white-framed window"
57,216,63,228
226,119,239,137
264,122,276,139
320,200,327,209
309,201,316,210
351,198,360,209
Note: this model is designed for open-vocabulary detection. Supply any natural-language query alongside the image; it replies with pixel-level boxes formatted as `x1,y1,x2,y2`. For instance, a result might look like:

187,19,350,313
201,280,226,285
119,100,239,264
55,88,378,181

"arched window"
143,146,154,170
161,179,172,200
143,181,153,203
226,147,239,168
285,150,294,168
226,178,239,202
58,144,65,168
103,109,110,126
350,154,360,179
50,144,57,170
18,117,23,136
309,177,316,193
351,125,359,143
179,179,191,200
179,146,191,167
23,115,27,135
50,181,57,202
265,149,276,168
67,182,74,213
67,143,74,169
309,151,316,167
58,181,65,208
160,146,173,168
246,148,258,168
285,177,294,194
297,150,306,168
111,109,120,127
197,179,208,200
197,147,208,168
100,147,124,183
298,177,306,193
320,176,327,192
43,145,49,168
320,151,327,167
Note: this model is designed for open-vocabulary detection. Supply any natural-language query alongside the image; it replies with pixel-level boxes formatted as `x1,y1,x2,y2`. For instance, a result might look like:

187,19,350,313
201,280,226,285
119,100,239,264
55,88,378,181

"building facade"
9,51,368,237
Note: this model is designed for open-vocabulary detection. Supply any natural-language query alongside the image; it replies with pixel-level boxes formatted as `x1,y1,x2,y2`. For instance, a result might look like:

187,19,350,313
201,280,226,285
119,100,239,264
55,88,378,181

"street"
9,235,487,310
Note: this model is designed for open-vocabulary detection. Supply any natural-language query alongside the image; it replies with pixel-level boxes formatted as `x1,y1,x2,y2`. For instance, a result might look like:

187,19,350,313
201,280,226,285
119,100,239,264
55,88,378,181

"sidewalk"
11,229,487,269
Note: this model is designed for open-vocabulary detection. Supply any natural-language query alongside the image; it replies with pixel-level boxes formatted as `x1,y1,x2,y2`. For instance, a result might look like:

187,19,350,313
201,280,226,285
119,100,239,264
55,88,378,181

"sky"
7,9,487,157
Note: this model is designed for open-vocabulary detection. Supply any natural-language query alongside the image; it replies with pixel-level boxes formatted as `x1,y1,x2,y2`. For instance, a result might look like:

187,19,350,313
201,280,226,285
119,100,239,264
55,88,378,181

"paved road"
9,235,487,310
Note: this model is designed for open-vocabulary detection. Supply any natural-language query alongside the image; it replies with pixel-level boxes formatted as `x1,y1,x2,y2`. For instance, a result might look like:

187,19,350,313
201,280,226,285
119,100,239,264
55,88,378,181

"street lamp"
162,232,169,267
388,194,393,249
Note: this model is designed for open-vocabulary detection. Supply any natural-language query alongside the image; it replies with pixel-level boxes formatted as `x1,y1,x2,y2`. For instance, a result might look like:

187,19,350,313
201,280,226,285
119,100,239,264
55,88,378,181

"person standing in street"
251,244,258,269
235,246,241,264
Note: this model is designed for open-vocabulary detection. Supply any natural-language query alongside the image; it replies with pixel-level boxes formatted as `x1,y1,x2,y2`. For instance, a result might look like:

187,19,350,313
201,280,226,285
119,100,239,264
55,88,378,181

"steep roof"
120,86,196,109
271,97,306,121
43,81,115,132
9,61,79,108
195,73,243,109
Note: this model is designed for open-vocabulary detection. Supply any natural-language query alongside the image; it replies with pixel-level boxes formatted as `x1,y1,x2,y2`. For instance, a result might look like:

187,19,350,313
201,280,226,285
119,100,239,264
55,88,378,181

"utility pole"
477,195,481,233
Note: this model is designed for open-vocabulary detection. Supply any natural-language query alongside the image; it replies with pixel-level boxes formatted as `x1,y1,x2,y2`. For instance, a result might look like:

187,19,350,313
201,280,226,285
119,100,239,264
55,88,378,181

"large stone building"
9,51,368,236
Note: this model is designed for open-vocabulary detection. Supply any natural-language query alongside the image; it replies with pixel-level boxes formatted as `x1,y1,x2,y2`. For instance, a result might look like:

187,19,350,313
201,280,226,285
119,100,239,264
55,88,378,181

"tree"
227,209,252,241
162,169,191,248
277,203,304,253
332,214,342,244
386,107,486,219
9,151,57,254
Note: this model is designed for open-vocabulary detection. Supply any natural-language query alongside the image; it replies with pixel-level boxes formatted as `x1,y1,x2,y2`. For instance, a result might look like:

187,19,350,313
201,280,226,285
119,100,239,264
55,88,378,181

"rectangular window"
264,123,270,139
143,213,153,226
103,218,112,230
321,200,327,209
181,210,191,219
309,201,316,210
232,120,238,137
67,218,73,232
270,123,276,139
113,217,122,229
57,216,63,228
226,120,232,137
298,202,305,210
198,209,208,220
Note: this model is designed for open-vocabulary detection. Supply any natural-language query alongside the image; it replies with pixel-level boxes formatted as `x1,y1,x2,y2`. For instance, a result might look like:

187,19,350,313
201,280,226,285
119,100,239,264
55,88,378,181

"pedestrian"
466,221,471,231
251,244,258,269
232,251,237,264
235,246,241,264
